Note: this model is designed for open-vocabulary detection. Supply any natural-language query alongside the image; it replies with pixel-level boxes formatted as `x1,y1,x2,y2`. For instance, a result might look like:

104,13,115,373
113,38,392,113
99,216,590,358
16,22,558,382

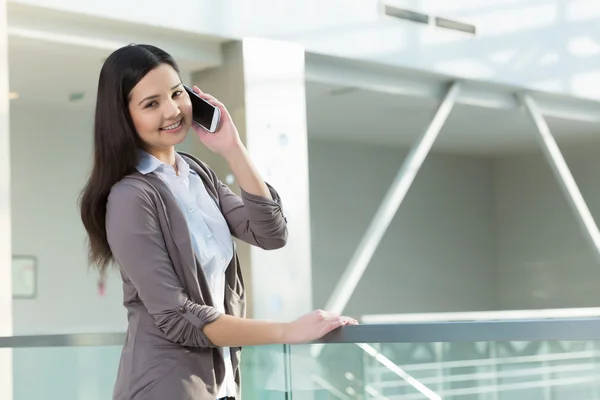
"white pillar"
191,38,312,321
0,0,12,398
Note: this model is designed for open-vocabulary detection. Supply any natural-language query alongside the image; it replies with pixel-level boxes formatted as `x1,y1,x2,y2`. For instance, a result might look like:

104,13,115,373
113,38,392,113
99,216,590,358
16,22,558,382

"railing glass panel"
2,318,600,400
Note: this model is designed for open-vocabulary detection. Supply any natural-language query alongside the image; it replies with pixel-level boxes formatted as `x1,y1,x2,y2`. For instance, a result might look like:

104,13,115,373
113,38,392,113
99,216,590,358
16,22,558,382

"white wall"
10,0,600,100
308,138,499,316
495,140,600,309
9,104,127,334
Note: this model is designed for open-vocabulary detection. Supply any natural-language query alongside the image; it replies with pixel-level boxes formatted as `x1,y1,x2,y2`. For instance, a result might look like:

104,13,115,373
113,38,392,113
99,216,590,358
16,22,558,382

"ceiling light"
8,92,18,100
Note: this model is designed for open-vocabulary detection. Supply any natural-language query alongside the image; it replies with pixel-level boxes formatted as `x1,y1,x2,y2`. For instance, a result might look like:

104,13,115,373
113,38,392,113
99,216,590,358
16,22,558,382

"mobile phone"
184,85,220,133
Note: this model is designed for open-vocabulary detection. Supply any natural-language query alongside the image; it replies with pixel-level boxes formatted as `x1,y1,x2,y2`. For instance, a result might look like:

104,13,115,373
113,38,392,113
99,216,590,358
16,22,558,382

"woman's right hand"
281,310,359,344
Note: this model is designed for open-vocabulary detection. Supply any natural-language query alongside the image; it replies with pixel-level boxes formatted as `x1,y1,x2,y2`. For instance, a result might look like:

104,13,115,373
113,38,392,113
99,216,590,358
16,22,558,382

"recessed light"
8,92,19,100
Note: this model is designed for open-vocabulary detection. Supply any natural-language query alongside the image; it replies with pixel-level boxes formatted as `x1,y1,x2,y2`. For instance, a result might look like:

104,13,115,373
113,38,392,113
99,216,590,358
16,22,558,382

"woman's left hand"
190,85,243,156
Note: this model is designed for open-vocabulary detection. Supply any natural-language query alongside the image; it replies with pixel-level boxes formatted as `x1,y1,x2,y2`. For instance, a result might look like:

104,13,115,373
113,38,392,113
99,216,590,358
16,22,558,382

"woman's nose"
164,99,181,119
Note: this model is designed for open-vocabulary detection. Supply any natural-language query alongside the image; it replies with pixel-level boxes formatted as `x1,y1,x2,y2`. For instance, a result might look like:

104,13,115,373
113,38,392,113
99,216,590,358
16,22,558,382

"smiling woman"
77,43,357,400
128,65,192,158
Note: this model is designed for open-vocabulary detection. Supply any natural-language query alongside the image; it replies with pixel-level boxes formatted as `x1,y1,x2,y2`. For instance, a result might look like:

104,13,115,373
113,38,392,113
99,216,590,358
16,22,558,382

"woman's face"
128,64,193,156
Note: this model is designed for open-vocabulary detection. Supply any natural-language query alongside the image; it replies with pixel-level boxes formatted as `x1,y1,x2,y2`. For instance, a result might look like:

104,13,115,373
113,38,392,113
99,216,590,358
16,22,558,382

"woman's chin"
160,125,191,145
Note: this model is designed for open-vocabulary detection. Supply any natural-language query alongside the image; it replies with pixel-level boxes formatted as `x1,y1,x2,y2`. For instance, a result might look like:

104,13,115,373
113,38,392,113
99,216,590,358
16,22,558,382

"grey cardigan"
105,152,288,400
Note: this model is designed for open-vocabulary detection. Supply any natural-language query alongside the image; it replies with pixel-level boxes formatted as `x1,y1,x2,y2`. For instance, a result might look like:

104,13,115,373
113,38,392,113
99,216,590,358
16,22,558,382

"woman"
79,43,357,400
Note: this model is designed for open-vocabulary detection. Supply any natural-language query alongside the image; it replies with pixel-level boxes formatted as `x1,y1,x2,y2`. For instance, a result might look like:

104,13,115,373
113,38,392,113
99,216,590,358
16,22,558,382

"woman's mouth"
160,119,183,132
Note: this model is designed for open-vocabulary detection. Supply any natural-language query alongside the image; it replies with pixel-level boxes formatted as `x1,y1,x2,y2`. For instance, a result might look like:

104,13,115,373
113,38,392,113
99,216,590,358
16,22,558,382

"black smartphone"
184,85,220,133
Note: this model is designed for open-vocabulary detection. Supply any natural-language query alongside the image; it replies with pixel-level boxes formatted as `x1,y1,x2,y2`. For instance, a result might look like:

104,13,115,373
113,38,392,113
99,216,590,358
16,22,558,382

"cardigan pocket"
225,282,246,318
134,352,190,400
134,360,182,400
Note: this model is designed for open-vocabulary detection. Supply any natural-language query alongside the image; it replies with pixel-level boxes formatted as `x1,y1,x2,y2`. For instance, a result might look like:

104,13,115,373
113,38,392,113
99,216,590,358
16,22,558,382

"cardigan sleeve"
178,151,288,250
106,181,222,347
213,173,288,250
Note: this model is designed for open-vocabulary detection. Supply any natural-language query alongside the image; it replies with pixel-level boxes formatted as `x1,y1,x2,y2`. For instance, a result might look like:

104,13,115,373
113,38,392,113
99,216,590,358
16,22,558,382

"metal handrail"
0,332,125,347
2,317,600,348
317,317,600,343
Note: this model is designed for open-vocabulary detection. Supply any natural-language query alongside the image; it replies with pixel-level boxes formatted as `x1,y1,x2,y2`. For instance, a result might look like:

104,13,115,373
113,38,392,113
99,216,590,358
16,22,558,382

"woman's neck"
148,146,177,169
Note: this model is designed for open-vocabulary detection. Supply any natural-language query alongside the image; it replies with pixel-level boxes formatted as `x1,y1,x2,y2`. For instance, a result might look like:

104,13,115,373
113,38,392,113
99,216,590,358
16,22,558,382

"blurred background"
3,1,600,399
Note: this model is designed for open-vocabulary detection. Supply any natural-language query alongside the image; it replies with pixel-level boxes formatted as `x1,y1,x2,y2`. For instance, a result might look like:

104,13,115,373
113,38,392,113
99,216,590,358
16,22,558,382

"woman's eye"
145,101,157,109
173,90,182,98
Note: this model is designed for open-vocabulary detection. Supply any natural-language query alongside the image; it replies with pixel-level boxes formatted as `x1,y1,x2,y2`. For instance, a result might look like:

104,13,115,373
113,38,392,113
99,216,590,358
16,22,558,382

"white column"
0,0,12,398
191,38,312,321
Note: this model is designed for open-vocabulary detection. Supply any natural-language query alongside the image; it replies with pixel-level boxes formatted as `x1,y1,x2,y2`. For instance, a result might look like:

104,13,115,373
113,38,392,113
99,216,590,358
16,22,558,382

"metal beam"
521,94,600,263
306,53,600,123
323,82,461,317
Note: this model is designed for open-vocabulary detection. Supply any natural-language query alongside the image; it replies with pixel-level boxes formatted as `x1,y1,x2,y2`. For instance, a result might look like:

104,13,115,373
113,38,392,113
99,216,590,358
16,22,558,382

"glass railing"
295,339,600,399
2,317,600,399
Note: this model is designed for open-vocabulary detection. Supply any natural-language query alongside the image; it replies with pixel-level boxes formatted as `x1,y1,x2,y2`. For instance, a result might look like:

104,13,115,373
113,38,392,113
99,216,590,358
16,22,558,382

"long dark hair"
79,44,180,273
